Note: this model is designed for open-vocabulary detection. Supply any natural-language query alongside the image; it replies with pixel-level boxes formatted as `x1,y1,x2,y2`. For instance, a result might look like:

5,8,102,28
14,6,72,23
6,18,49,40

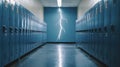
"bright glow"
57,0,62,7
10,0,15,5
58,45,63,67
57,8,68,40
57,8,64,40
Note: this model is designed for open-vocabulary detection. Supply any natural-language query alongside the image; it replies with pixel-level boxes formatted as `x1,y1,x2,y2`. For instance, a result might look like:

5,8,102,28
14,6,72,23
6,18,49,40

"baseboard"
5,42,47,67
78,47,108,67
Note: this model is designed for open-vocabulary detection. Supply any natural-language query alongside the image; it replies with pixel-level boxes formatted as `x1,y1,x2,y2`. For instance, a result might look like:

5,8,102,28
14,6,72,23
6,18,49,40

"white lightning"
57,8,67,40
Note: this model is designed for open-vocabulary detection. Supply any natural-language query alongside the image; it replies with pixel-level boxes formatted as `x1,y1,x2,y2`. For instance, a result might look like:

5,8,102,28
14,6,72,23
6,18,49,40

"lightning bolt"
57,8,65,40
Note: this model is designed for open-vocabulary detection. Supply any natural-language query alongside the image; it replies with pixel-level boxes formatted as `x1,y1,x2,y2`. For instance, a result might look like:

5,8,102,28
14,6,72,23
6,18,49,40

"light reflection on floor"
10,43,102,67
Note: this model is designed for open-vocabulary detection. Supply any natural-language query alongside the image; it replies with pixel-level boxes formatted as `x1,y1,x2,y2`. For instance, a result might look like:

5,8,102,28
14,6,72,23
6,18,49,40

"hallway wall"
44,7,77,42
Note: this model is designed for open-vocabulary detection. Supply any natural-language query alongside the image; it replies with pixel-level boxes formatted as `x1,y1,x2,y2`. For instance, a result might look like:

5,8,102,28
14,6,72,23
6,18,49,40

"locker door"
16,4,20,58
28,12,31,51
24,8,27,54
0,0,2,67
98,0,104,62
27,10,29,52
2,0,10,65
27,12,30,51
9,1,15,62
94,3,99,58
29,14,32,50
25,10,28,52
110,0,120,67
21,6,25,55
14,3,19,60
92,6,96,57
103,0,111,65
19,6,23,57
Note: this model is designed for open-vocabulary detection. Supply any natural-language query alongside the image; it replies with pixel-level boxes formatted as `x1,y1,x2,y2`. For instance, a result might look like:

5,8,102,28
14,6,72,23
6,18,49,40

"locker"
23,8,26,55
9,1,15,62
25,10,28,52
94,3,99,58
0,0,2,67
2,0,10,65
0,1,47,66
110,0,120,66
98,0,104,62
90,8,95,56
103,0,111,65
19,5,23,57
22,7,26,55
28,11,31,51
28,12,31,51
26,9,29,53
14,3,19,59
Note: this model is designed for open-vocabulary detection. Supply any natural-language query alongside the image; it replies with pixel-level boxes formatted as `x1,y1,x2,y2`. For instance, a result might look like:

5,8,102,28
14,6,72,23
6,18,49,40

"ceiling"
16,0,97,22
37,0,81,7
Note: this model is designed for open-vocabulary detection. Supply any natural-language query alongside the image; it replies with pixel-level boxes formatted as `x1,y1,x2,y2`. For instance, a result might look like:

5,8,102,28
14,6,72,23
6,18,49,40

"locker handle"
23,29,25,33
94,29,97,32
111,25,115,32
2,25,7,33
104,27,107,32
26,29,28,33
15,28,18,33
19,29,22,33
98,28,102,32
9,27,14,33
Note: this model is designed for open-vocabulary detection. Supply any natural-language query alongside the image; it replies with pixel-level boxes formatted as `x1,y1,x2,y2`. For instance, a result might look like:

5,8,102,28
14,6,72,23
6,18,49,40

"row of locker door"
0,0,47,67
76,0,120,67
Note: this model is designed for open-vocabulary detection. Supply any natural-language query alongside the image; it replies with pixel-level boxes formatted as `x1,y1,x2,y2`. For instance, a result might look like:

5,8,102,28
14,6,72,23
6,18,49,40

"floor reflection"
11,43,100,67
58,45,63,67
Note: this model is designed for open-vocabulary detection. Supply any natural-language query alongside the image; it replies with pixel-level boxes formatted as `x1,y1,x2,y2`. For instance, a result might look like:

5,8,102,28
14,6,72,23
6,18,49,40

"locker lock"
9,27,14,33
94,29,97,32
15,28,18,33
98,28,102,32
2,25,7,33
104,27,107,32
26,29,27,33
111,25,115,32
19,29,22,33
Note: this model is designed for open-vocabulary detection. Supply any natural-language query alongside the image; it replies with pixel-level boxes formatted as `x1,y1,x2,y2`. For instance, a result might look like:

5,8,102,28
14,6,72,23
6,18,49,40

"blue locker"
25,9,28,53
0,0,2,67
110,0,120,66
22,7,25,55
14,3,19,60
26,9,29,53
27,10,30,51
94,3,99,58
19,5,23,57
103,0,111,65
91,6,96,57
2,0,10,65
23,8,26,54
91,8,95,56
9,1,15,62
27,11,30,52
98,0,105,62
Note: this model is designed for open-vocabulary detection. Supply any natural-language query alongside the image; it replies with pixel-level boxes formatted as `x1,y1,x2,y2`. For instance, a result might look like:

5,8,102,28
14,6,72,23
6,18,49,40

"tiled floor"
11,43,103,67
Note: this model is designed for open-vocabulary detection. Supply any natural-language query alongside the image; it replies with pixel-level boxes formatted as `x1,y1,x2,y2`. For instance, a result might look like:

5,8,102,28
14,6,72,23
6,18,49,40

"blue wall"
44,7,77,42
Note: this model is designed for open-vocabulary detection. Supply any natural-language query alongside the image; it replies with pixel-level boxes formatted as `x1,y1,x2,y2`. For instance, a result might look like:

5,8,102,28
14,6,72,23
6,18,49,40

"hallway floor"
11,43,103,67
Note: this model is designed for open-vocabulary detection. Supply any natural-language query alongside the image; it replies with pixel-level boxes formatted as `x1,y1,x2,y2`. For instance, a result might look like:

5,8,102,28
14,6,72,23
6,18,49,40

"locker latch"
111,25,115,32
15,28,18,33
9,27,14,33
2,25,7,33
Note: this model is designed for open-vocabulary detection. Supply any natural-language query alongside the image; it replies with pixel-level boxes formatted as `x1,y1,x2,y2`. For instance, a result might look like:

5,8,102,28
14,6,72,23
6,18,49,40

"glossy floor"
11,43,103,67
